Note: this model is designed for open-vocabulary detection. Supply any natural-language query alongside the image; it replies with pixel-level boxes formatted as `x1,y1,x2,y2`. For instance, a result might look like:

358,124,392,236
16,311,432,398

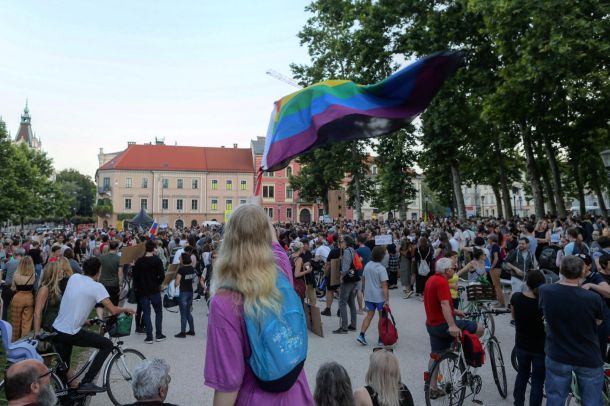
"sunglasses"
373,347,393,353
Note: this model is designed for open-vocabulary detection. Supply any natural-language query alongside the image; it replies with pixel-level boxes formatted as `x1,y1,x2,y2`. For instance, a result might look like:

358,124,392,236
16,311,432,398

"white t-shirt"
314,245,331,262
53,274,109,335
449,238,459,253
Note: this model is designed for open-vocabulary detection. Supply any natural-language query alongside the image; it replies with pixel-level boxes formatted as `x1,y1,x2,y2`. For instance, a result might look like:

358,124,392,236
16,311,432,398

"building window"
286,208,292,219
239,199,246,205
371,165,378,176
162,199,168,210
103,177,110,191
226,180,233,190
264,171,274,177
191,199,198,210
211,180,218,190
141,199,147,210
125,178,132,188
192,179,198,189
211,199,218,211
125,198,132,210
177,179,183,189
286,187,293,199
263,185,274,199
162,179,168,189
286,166,292,178
240,180,247,190
177,199,183,210
226,199,233,211
264,207,274,218
142,178,148,188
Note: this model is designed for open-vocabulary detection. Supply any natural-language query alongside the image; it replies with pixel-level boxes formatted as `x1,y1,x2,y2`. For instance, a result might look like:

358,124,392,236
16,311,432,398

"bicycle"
457,285,496,337
424,308,511,405
1,316,145,406
565,363,610,405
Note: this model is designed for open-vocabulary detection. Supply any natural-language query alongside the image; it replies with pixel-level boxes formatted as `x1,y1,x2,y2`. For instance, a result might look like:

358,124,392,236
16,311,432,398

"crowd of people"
2,210,610,405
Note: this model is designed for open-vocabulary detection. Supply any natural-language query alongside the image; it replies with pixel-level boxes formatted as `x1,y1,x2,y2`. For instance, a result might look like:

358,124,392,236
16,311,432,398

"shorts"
324,276,340,292
365,301,384,312
426,319,478,354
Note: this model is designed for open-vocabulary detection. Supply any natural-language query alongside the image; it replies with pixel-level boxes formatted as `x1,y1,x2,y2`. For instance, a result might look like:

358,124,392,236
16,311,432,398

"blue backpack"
244,270,308,393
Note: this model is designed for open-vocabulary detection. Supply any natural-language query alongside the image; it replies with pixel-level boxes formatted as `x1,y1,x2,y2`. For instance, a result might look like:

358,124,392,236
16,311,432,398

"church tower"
14,100,42,151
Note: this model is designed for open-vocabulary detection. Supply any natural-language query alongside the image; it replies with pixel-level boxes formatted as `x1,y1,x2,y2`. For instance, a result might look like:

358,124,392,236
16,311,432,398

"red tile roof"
99,144,254,173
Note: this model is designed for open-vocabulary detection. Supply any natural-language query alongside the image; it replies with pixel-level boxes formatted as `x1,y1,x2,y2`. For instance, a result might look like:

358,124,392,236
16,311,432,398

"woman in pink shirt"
204,203,314,406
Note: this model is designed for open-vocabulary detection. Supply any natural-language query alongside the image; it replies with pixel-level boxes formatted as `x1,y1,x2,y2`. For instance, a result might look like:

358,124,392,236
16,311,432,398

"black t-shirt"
301,250,314,285
510,293,545,354
327,246,341,261
365,239,376,251
490,243,503,266
177,266,195,292
29,248,43,265
133,255,165,296
539,284,604,368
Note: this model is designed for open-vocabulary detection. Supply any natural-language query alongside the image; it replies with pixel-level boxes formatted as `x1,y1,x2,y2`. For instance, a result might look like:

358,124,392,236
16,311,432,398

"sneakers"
332,328,348,334
356,334,368,345
404,291,413,299
321,308,331,317
186,330,196,336
144,337,154,344
194,295,202,302
77,382,105,393
155,334,166,342
174,332,187,338
377,339,384,347
347,325,357,331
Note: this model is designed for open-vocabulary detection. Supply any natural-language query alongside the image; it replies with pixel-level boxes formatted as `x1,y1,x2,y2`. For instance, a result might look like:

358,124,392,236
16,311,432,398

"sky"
0,1,313,178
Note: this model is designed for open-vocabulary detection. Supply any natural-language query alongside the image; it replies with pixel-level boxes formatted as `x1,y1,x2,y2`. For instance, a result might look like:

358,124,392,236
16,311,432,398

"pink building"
251,137,320,223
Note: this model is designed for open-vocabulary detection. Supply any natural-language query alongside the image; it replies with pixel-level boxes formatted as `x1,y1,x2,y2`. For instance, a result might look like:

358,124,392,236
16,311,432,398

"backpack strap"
365,386,380,406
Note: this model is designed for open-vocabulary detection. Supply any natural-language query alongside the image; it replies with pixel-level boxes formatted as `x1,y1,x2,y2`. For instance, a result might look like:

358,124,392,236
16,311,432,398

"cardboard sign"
375,235,392,245
119,243,146,265
162,264,180,287
303,303,324,337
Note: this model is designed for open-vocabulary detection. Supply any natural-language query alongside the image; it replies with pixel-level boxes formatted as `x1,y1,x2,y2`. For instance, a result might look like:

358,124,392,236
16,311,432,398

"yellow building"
96,142,254,228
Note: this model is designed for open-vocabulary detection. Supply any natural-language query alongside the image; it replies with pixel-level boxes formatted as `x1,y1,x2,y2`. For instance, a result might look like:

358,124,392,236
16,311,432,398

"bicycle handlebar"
463,308,511,318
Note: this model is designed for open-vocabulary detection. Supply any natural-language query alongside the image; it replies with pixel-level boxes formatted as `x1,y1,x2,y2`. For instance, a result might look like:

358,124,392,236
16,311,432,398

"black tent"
128,208,154,230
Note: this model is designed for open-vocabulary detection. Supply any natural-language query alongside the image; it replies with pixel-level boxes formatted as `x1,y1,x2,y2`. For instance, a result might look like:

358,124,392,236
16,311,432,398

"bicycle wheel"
425,352,467,406
488,337,508,398
511,346,518,372
483,311,495,337
105,348,146,405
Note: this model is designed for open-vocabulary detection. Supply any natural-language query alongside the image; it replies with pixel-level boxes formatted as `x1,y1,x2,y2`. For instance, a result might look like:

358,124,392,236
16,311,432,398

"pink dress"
204,242,314,405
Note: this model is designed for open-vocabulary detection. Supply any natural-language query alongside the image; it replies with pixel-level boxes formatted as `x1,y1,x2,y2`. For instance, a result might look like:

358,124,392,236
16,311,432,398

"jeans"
513,349,545,406
54,329,113,384
139,293,163,339
339,281,357,330
545,356,604,406
178,291,194,333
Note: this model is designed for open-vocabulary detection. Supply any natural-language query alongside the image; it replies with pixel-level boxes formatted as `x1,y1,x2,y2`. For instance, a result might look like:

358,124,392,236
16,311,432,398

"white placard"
375,235,392,245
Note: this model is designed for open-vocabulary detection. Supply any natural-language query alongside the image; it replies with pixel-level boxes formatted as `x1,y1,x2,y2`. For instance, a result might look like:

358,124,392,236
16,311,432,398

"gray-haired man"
124,358,177,406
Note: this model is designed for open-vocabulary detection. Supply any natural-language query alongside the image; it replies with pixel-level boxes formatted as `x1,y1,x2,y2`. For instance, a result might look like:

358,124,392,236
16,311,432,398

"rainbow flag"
261,51,463,172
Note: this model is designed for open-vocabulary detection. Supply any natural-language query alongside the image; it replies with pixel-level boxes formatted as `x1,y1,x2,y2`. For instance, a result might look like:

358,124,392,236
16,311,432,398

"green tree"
55,169,96,217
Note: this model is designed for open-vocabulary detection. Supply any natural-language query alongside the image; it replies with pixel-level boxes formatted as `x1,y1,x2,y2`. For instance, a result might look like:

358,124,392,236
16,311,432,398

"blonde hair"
365,350,402,406
40,262,63,304
16,256,35,278
57,257,74,278
211,204,281,318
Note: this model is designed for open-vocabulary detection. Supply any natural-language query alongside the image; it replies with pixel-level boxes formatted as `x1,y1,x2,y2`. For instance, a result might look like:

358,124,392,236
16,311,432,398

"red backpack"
462,331,485,367
378,305,398,346
353,251,363,272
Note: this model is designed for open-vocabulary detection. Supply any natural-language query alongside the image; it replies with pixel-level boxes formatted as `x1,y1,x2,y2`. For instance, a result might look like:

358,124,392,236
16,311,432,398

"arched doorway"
299,208,311,224
175,219,184,229
190,219,198,228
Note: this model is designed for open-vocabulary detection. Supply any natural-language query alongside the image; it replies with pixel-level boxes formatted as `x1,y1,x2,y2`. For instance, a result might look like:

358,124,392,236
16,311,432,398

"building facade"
96,143,254,228
251,137,320,223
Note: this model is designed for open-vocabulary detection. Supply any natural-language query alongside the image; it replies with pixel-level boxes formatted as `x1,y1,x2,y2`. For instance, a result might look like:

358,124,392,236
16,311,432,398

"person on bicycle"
52,257,135,393
424,257,483,399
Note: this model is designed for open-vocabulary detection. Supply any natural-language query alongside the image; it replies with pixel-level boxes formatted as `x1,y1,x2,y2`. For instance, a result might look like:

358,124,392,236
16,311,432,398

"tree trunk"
492,185,504,219
450,162,466,220
495,137,513,218
351,148,362,221
571,158,586,216
500,186,513,218
590,175,608,216
543,134,567,217
398,200,407,221
540,164,557,216
521,124,545,219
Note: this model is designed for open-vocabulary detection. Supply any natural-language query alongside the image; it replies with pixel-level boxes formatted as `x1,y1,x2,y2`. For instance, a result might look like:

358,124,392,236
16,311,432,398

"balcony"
98,186,112,196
